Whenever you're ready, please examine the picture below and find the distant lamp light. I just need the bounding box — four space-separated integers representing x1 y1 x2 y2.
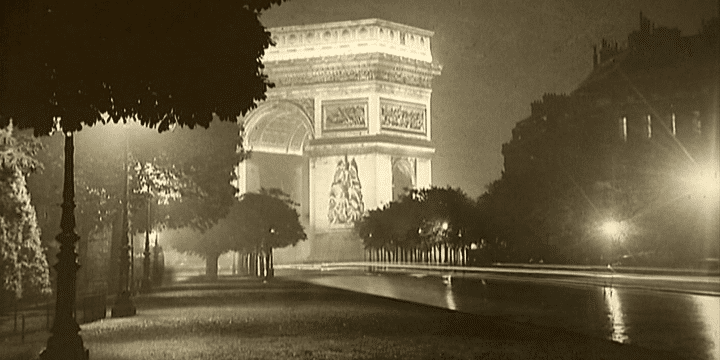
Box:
441 221 449 231
690 170 720 197
601 220 625 240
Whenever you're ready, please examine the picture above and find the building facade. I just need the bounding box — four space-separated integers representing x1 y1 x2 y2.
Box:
500 14 719 264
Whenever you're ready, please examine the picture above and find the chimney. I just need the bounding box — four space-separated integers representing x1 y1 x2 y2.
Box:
593 45 598 69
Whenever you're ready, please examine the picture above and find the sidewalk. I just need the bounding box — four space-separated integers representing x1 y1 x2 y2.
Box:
2 276 681 360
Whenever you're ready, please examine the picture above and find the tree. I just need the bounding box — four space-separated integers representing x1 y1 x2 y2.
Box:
233 188 307 278
0 1 284 358
166 188 307 279
356 186 478 264
129 159 188 292
0 123 51 312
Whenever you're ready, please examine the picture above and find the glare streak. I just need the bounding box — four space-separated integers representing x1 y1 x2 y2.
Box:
445 287 457 311
604 286 628 343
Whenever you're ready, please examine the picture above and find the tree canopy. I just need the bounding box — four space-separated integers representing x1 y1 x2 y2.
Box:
166 188 306 256
1 0 284 134
233 188 307 252
163 188 306 278
356 186 477 252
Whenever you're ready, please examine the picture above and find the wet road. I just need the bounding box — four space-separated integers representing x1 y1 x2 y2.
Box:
278 268 720 360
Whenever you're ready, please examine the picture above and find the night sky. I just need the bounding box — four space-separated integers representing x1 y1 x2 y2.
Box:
260 0 718 198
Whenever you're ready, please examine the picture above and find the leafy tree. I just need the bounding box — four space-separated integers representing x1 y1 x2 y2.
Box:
166 188 307 279
356 186 478 264
233 188 307 278
128 121 242 233
356 198 423 262
234 188 307 250
0 1 284 357
0 123 51 311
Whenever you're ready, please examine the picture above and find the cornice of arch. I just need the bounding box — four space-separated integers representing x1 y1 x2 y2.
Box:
264 53 442 89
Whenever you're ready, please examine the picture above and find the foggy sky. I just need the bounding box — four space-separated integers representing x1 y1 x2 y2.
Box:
260 0 718 197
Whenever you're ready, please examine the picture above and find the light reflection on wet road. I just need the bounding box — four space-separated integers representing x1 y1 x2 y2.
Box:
280 270 720 360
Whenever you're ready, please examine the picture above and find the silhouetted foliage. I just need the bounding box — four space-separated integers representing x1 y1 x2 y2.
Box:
1 0 284 134
356 186 477 253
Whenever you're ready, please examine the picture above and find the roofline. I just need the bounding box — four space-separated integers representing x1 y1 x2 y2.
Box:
267 18 435 37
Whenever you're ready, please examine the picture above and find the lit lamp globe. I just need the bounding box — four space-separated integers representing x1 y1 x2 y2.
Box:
601 220 624 240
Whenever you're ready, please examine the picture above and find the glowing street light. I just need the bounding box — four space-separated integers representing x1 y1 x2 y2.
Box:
601 220 625 241
602 219 627 266
682 166 720 200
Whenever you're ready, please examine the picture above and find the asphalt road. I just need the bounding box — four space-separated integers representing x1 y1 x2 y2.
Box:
278 267 720 360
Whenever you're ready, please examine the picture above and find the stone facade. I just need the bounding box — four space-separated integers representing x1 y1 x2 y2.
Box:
235 19 442 263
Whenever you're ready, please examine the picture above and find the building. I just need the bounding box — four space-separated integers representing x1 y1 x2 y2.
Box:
500 13 719 264
233 19 442 263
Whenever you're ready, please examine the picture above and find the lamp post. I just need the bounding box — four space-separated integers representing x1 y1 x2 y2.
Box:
601 219 626 289
266 227 276 279
39 132 89 360
153 233 162 286
601 220 625 266
141 195 152 293
112 127 136 317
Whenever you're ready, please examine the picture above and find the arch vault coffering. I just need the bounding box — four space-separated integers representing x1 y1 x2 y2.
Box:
243 100 314 156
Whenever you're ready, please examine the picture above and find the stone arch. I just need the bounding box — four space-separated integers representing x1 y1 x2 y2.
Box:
242 100 314 155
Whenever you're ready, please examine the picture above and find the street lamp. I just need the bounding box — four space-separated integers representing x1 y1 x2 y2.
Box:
601 220 624 240
39 131 89 360
602 220 626 265
683 167 720 201
266 227 276 279
112 126 136 317
141 194 152 293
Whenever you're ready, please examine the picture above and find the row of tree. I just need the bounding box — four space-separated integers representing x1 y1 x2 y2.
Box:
0 1 288 356
355 187 480 265
3 116 307 305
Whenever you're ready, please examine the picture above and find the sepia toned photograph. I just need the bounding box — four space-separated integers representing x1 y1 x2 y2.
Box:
1 1 718 359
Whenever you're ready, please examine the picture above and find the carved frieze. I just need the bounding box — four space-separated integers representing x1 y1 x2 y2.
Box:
266 54 440 88
380 99 426 133
272 68 433 88
322 99 368 131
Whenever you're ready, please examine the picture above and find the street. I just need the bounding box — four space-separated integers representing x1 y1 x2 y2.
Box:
278 267 720 360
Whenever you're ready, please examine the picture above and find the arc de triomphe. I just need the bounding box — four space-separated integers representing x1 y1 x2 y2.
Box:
233 19 442 263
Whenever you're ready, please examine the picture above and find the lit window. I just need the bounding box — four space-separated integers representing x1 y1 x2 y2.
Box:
693 111 702 135
619 117 627 142
646 115 652 138
671 113 676 136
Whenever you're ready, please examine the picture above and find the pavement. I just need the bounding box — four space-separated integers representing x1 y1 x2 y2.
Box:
1 275 685 360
